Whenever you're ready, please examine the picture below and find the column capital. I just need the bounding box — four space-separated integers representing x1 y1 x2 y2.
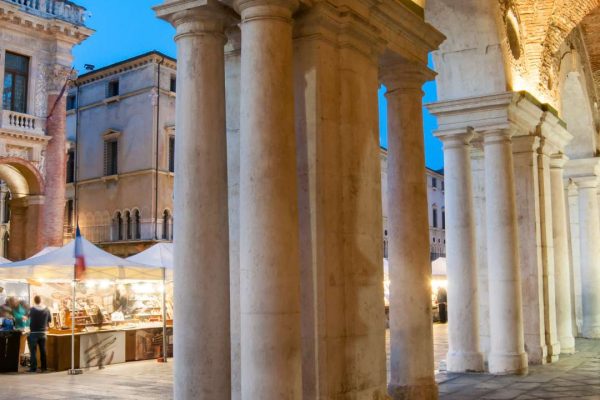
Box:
481 129 513 145
571 176 599 189
511 135 540 154
234 0 299 20
550 153 569 169
436 129 474 150
225 26 241 53
380 61 435 93
155 0 237 38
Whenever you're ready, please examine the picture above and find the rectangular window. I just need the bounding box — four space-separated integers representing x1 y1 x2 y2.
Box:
431 177 437 188
441 180 445 191
2 52 29 113
170 76 176 93
66 94 77 111
432 208 438 228
168 136 175 173
66 150 75 183
107 80 119 98
66 199 74 227
104 140 118 176
442 211 446 230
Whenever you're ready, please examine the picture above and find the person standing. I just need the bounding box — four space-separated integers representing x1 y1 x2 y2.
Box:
27 296 51 372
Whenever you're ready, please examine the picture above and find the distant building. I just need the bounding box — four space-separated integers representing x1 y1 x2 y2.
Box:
380 148 445 261
66 51 176 256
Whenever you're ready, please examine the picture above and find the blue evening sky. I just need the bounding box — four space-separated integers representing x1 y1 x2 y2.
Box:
72 0 443 169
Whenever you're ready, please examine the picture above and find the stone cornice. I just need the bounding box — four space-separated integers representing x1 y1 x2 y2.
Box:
565 157 600 180
0 129 51 143
0 1 92 45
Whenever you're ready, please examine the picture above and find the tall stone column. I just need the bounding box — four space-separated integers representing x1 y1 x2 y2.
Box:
483 129 528 375
43 65 71 248
382 63 437 400
236 1 303 398
155 3 232 399
438 131 483 372
573 176 600 338
550 154 575 353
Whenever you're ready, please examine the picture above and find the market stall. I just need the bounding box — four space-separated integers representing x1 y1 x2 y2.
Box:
0 238 171 371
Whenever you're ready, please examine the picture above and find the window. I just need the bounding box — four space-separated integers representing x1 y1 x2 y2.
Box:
168 136 175 173
162 210 171 240
125 211 132 240
442 209 446 230
107 79 119 98
66 94 77 111
3 191 10 224
3 52 29 113
432 207 438 228
104 139 118 176
170 76 176 93
133 209 141 240
431 177 437 189
114 212 123 241
441 180 445 191
66 150 75 183
65 200 74 233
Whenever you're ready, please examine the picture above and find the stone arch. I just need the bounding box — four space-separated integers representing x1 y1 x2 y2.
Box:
0 157 45 260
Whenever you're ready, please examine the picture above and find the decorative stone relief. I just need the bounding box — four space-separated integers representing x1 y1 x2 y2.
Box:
47 64 75 94
6 144 32 161
34 63 49 117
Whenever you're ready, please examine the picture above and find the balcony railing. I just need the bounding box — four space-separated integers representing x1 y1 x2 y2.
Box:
0 110 45 136
80 222 174 244
3 0 86 25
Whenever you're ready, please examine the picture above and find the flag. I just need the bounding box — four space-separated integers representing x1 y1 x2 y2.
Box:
74 226 86 280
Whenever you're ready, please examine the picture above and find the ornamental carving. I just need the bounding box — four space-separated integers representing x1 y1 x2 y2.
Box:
5 145 32 161
34 63 48 117
47 64 76 94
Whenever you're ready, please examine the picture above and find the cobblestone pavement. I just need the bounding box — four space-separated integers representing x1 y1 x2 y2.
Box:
3 324 599 399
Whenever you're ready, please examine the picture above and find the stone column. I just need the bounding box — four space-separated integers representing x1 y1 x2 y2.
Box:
573 176 600 338
439 131 484 372
43 65 71 248
567 182 583 335
25 195 44 258
7 198 27 261
236 1 303 398
383 63 437 399
155 3 232 399
550 154 575 353
483 129 528 375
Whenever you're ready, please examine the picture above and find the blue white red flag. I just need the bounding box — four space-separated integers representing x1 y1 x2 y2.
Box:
74 226 86 280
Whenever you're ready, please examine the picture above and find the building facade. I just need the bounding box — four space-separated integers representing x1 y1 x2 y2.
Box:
381 148 445 260
66 52 176 257
0 0 90 260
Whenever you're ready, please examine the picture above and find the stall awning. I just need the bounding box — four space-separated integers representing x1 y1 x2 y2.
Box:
126 243 173 269
0 237 163 281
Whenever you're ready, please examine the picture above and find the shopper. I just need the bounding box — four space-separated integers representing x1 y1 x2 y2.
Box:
8 297 28 330
27 296 51 373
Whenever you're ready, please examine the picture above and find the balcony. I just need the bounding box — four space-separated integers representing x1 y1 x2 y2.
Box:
0 110 45 136
3 0 86 26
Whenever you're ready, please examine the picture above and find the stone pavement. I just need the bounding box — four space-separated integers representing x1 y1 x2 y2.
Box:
2 323 599 399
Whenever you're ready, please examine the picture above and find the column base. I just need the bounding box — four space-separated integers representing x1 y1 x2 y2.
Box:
446 351 484 373
547 341 561 363
559 336 576 354
582 324 600 339
488 352 528 375
388 382 438 400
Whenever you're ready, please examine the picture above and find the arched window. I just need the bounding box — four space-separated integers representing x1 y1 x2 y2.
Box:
114 212 123 241
442 207 446 230
3 191 11 224
432 205 438 228
133 209 141 240
162 210 171 240
125 211 132 240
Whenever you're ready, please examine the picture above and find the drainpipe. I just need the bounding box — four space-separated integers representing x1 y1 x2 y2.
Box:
74 81 80 230
154 56 165 241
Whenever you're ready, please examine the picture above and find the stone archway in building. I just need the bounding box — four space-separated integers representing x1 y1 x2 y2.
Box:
0 157 45 260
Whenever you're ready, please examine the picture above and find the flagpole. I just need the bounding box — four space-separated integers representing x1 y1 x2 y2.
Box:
69 228 83 375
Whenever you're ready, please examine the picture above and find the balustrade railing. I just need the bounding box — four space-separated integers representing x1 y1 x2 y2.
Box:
0 110 45 136
80 222 174 244
3 0 86 25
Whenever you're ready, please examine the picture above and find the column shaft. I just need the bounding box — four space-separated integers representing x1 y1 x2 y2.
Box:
384 65 437 400
441 132 483 372
574 178 600 338
170 8 231 399
550 156 575 353
484 130 528 374
237 1 303 398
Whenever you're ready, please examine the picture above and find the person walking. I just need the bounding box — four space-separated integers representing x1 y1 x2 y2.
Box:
27 296 51 373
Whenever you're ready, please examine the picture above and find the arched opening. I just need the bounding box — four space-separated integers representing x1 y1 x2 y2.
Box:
0 158 44 260
125 210 132 240
133 209 141 240
561 72 597 158
113 211 123 241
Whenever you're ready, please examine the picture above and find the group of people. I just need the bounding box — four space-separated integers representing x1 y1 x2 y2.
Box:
0 288 52 373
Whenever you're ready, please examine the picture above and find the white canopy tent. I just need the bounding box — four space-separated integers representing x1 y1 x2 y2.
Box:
431 257 447 277
127 243 173 271
0 237 162 281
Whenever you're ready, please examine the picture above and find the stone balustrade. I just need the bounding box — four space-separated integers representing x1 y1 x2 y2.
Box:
3 0 86 25
0 110 45 136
